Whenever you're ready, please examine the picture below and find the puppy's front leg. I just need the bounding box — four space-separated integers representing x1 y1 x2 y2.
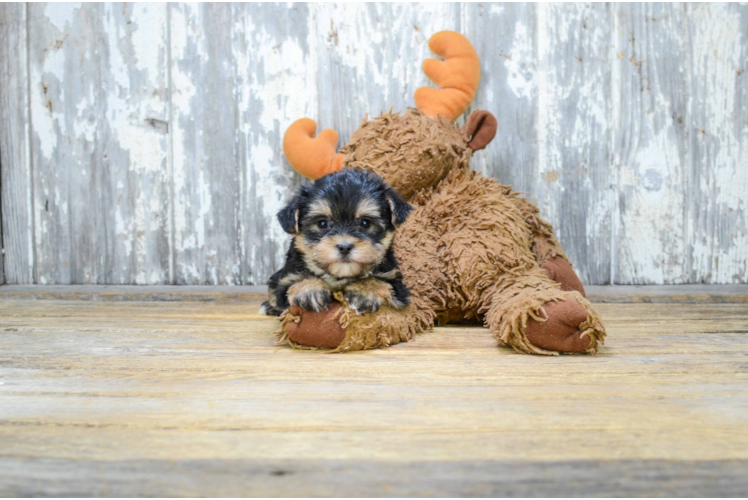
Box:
287 277 333 312
344 277 407 315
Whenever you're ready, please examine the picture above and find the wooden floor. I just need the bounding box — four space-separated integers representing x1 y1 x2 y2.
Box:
1 286 747 497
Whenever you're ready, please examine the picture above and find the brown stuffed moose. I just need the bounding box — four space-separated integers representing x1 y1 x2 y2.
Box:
273 31 606 356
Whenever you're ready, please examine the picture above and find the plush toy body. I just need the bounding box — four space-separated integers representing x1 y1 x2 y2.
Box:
275 32 606 355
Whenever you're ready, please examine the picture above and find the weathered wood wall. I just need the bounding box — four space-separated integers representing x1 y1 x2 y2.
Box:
1 3 746 285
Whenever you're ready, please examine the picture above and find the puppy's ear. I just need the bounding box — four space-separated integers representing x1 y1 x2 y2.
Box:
277 200 300 234
278 184 314 234
385 188 412 226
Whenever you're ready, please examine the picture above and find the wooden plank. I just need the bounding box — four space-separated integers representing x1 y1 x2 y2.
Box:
0 284 267 302
169 3 312 286
463 4 537 191
612 4 691 284
2 284 748 304
311 3 461 141
688 3 748 283
587 284 748 303
1 457 747 497
534 3 614 285
169 3 239 285
0 3 33 284
0 199 2 285
27 3 171 284
0 298 747 495
233 3 315 285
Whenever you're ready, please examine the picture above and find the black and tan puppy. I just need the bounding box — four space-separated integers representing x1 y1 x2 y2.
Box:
261 169 412 316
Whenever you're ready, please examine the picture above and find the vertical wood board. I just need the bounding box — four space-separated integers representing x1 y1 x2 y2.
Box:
27 3 170 284
0 3 33 284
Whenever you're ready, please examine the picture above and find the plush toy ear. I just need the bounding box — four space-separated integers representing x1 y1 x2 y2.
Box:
462 110 497 151
277 200 300 234
385 188 413 226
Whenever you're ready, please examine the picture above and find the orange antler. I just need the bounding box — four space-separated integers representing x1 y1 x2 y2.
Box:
414 31 481 121
283 118 345 180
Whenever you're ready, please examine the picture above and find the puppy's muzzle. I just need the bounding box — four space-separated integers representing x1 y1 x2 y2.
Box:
336 242 354 258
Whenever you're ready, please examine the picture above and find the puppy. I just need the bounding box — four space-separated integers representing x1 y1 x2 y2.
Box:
261 169 412 316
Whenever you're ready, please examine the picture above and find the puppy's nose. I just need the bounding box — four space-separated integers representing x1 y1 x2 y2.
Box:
336 242 354 256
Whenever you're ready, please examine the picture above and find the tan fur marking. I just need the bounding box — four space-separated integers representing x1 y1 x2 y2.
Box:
373 267 401 280
351 239 387 268
321 274 354 290
294 235 310 254
288 277 329 297
279 273 303 287
354 197 381 219
310 235 383 278
307 199 333 218
287 277 332 312
387 198 398 225
345 278 393 300
380 231 394 249
302 253 328 277
344 277 403 311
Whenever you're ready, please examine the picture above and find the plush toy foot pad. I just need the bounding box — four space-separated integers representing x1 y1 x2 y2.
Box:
525 298 592 353
285 303 346 349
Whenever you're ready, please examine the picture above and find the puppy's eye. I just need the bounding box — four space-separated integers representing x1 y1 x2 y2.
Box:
317 220 329 229
360 218 371 229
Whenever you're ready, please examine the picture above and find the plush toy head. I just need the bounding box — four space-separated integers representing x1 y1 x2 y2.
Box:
282 31 498 199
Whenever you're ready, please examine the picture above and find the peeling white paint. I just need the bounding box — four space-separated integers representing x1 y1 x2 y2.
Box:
689 3 748 283
44 2 79 33
504 22 535 100
6 3 748 285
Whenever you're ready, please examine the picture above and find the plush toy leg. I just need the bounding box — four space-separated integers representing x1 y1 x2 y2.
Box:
541 256 586 297
276 293 434 352
483 268 605 355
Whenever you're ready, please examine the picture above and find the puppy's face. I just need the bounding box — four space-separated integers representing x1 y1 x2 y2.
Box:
278 170 412 279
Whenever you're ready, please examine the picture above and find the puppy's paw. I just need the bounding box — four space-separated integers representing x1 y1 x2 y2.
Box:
345 291 383 315
343 278 394 316
292 289 332 312
288 278 332 312
260 301 283 316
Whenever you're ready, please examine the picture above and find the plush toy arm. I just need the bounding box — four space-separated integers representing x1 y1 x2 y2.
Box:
283 118 345 180
277 292 434 352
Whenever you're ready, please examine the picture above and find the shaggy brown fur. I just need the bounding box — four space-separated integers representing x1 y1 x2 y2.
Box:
342 109 472 199
277 108 606 355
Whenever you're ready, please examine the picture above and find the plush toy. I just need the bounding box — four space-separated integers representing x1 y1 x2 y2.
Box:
275 31 606 355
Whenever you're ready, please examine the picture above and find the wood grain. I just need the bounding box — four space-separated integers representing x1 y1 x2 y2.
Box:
0 3 33 284
463 3 536 190
612 4 691 284
169 3 314 285
3 3 748 285
687 3 748 284
27 3 171 284
1 458 747 497
536 3 614 285
0 296 747 495
312 3 461 135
